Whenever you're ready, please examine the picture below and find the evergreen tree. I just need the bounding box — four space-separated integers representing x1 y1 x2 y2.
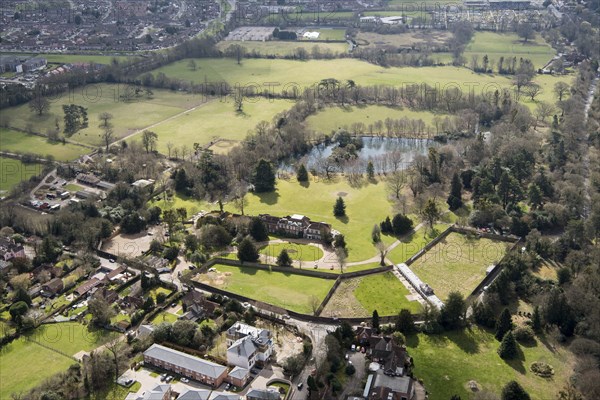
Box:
528 183 543 210
297 164 309 182
447 172 463 211
253 159 276 192
395 309 415 334
237 237 259 262
248 217 269 242
307 375 318 392
497 331 519 359
422 199 441 230
438 292 466 330
367 161 375 179
495 308 513 341
372 310 380 332
334 196 346 217
392 213 413 235
501 381 531 400
380 216 393 233
372 224 381 243
277 249 293 267
531 306 542 333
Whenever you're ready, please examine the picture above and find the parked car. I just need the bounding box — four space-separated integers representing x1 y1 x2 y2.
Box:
345 354 349 360
297 382 304 390
225 383 231 391
351 344 356 351
181 378 189 383
160 373 167 382
165 375 174 383
189 265 196 270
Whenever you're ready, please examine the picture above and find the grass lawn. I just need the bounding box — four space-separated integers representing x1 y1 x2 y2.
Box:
1 323 118 399
306 105 444 136
138 98 291 154
0 127 88 161
217 40 348 57
260 242 324 262
357 31 451 48
408 232 509 300
407 326 575 400
146 58 563 106
196 263 334 314
151 311 179 324
165 176 396 262
2 84 207 147
9 53 137 65
464 32 555 70
532 259 560 282
354 272 422 315
65 183 84 192
387 223 449 265
149 287 174 301
0 156 44 193
322 271 421 317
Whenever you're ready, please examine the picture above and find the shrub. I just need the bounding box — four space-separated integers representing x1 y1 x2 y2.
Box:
345 364 356 375
530 362 554 378
513 325 535 343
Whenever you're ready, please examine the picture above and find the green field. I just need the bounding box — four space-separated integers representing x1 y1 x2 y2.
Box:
306 105 444 136
464 32 555 70
0 156 44 193
163 176 397 262
0 323 117 399
408 232 509 300
387 223 449 265
196 263 334 313
217 40 348 57
2 84 207 147
260 242 324 262
259 11 355 24
8 53 137 65
408 326 575 400
138 98 291 154
323 271 421 317
146 58 563 106
0 127 88 161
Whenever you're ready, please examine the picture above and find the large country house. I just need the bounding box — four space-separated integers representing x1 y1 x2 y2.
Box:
258 214 332 241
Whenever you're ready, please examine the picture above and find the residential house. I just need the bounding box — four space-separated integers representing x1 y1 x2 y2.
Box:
76 173 101 186
41 277 64 297
356 326 373 346
0 237 26 261
137 324 155 339
74 278 103 297
22 57 47 72
368 336 411 378
128 384 171 400
104 266 127 283
208 392 241 400
92 287 119 303
258 214 331 241
246 388 281 400
176 389 211 400
364 370 415 400
182 291 219 317
226 322 273 368
226 366 250 388
180 303 205 323
143 344 228 388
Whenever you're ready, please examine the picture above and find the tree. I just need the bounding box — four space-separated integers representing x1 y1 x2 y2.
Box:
62 104 88 135
447 172 463 211
372 224 381 243
297 164 309 182
495 308 513 341
392 213 413 235
29 91 50 116
88 297 116 326
9 301 28 325
501 381 530 400
395 309 415 333
387 171 406 199
528 184 543 210
142 130 158 153
253 159 276 192
101 124 113 152
238 236 259 262
187 59 197 71
367 161 375 179
336 247 347 273
307 375 318 393
531 306 542 333
233 87 244 112
523 83 542 101
516 23 535 42
497 331 519 360
422 199 441 231
98 112 113 128
438 291 466 330
249 217 269 242
553 82 570 102
372 310 380 332
334 196 346 217
277 249 293 267
232 184 248 216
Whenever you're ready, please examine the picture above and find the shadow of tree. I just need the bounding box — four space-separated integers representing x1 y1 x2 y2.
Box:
447 328 480 354
256 191 280 205
405 333 420 349
504 344 527 374
335 215 349 224
299 180 310 188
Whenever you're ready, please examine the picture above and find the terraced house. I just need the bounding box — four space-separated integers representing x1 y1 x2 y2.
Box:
258 214 332 240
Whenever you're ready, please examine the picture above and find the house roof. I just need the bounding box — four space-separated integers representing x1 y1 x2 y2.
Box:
228 336 256 359
144 344 227 379
75 278 102 296
226 322 270 340
43 277 64 292
177 389 211 400
228 366 249 380
371 371 413 396
141 384 171 400
208 392 240 400
246 389 280 400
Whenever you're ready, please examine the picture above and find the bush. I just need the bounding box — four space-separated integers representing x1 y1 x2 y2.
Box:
530 362 554 378
345 364 356 376
156 292 167 304
513 325 535 343
392 213 413 235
